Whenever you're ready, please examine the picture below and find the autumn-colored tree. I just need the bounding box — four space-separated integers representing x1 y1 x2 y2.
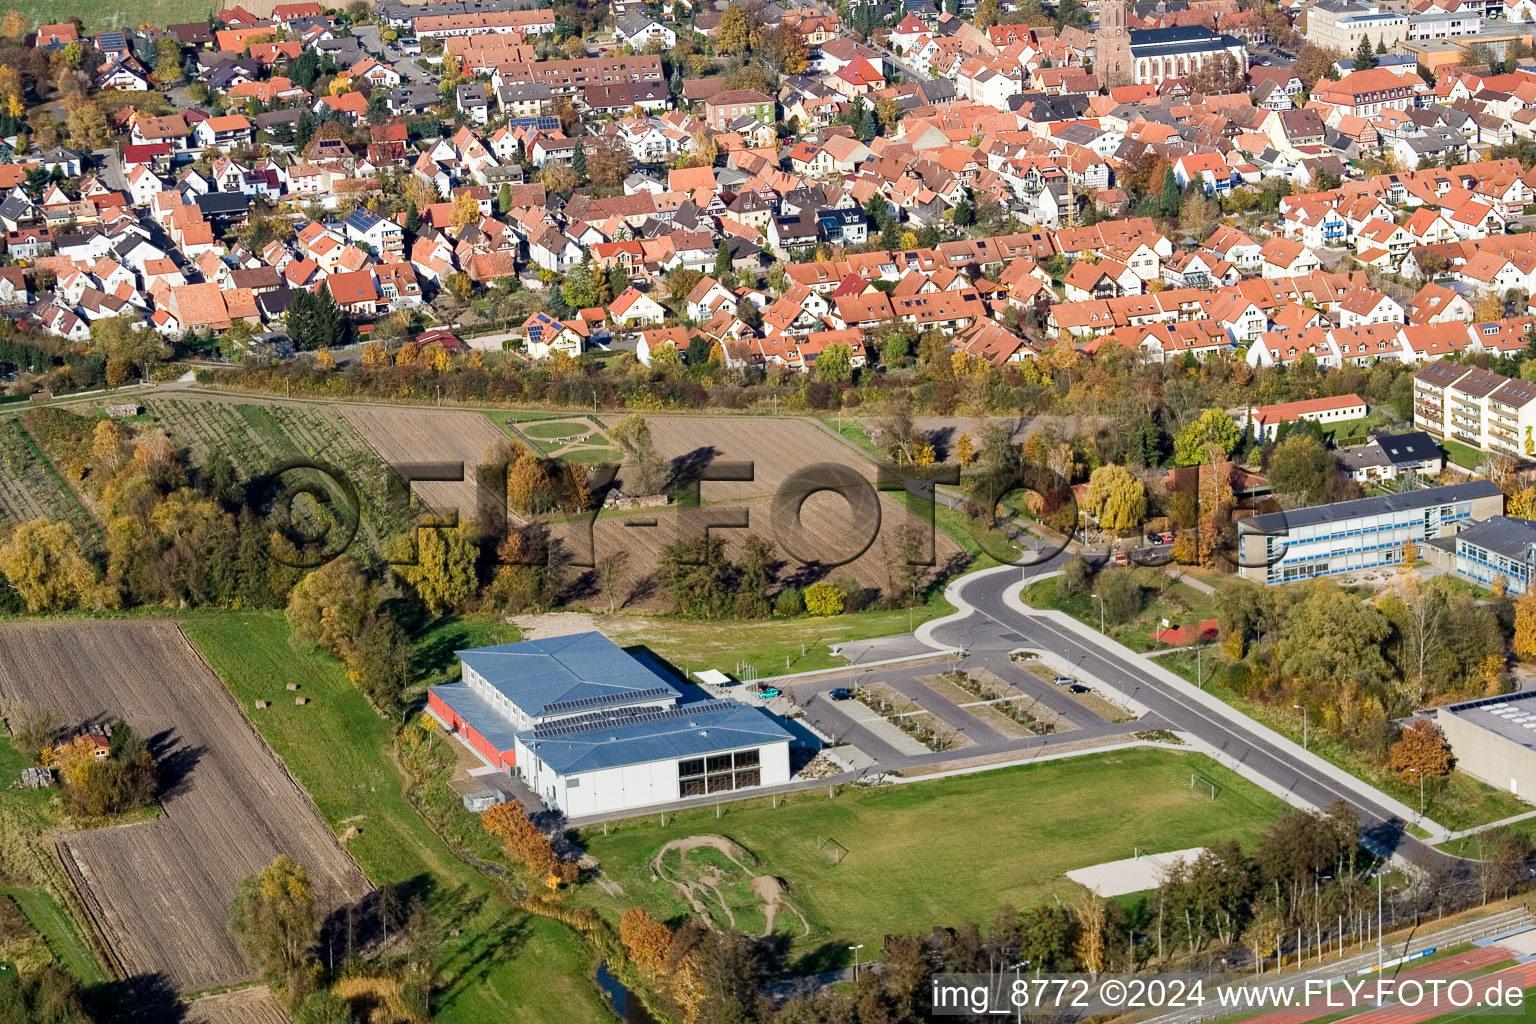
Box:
586 137 636 189
227 855 320 994
313 347 336 371
1386 719 1455 779
285 555 376 660
717 4 750 52
620 907 672 972
0 11 27 39
448 188 480 230
1073 889 1107 973
63 95 109 147
1086 463 1147 534
360 341 389 366
955 432 975 466
1400 538 1418 566
387 526 478 616
804 580 845 616
395 340 421 365
1473 291 1505 323
0 518 98 612
1508 486 1536 519
1515 590 1536 660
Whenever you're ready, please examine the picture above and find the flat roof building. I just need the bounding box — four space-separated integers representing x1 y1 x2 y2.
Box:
1236 479 1504 584
427 632 795 817
1453 515 1536 595
1437 690 1536 803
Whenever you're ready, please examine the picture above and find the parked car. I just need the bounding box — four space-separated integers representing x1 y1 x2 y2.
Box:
827 687 852 701
1068 683 1090 694
758 686 781 699
1052 675 1074 686
1113 551 1129 566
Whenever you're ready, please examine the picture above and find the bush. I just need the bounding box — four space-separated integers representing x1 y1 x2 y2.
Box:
773 586 804 617
833 576 866 613
1059 555 1093 596
804 580 845 617
1095 571 1142 624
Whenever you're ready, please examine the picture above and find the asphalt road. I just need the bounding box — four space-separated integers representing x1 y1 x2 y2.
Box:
928 562 1464 875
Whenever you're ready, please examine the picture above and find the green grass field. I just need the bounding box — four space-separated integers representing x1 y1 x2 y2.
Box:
1023 568 1220 653
19 0 213 30
1153 649 1529 833
575 748 1286 971
0 886 107 985
181 611 613 1024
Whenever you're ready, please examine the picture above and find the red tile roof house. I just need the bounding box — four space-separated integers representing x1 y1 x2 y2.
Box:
325 270 383 315
1242 393 1368 442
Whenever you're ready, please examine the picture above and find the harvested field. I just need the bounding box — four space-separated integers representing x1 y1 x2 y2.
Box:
0 621 370 992
173 987 290 1024
571 415 967 608
340 406 506 523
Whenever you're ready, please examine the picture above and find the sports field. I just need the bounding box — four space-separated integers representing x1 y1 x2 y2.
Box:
577 747 1286 967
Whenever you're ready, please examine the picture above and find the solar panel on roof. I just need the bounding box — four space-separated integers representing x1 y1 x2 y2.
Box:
530 700 735 740
544 686 674 715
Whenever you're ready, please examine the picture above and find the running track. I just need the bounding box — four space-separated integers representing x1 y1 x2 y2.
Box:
1232 946 1517 1024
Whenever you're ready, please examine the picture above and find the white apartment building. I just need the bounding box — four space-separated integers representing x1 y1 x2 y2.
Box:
1414 358 1536 458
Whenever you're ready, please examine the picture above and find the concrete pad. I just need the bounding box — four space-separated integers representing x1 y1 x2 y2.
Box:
835 695 932 756
1066 846 1207 897
1498 929 1536 956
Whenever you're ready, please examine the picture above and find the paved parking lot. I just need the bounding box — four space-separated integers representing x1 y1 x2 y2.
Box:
774 654 1157 777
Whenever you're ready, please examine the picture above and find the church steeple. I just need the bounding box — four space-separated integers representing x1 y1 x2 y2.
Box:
1095 0 1132 88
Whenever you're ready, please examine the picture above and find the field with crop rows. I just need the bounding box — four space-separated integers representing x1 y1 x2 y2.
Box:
340 406 508 525
149 398 414 556
0 620 371 992
0 418 98 546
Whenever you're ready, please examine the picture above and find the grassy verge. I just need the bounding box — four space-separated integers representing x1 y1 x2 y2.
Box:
594 601 954 679
573 748 1286 970
1022 569 1219 653
0 885 108 985
181 611 613 1024
1152 649 1529 832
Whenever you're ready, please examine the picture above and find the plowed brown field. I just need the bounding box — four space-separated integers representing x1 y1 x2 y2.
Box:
0 621 370 992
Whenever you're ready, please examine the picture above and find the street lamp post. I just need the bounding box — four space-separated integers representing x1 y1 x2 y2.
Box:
1293 704 1308 750
1090 592 1104 634
1408 766 1424 816
849 944 865 982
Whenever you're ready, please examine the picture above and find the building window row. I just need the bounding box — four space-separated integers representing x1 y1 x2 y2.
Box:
678 749 762 798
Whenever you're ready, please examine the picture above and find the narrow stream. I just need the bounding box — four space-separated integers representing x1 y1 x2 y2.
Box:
596 962 660 1024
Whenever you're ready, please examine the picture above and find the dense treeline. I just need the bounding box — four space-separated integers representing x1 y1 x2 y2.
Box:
1216 576 1507 760
203 334 1414 464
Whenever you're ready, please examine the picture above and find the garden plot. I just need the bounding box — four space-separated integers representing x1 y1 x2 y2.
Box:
0 621 370 992
0 419 97 544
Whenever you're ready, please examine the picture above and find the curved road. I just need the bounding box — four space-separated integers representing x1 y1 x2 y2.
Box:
927 559 1466 876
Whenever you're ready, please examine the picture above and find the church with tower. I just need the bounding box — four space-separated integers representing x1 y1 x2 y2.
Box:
1094 1 1248 87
